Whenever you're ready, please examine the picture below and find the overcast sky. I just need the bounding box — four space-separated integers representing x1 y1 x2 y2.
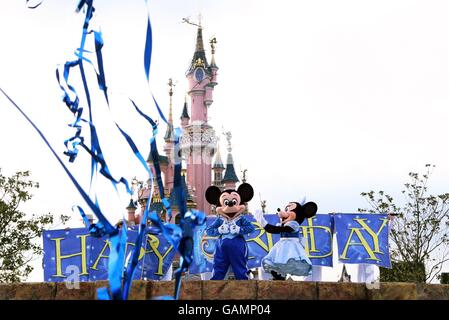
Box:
1 0 449 281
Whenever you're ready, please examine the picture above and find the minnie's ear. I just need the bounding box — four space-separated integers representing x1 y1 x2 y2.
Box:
205 186 222 206
237 183 254 203
302 202 318 218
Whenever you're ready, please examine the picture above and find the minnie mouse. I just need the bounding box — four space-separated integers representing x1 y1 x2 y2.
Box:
254 201 318 280
205 183 256 280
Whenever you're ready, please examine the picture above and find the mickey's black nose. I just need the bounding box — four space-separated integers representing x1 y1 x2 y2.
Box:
277 208 281 212
228 202 234 207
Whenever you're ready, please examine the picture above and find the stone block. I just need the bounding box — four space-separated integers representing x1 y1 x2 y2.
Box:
55 281 95 300
417 283 449 300
202 280 257 300
13 282 56 300
0 283 16 300
318 282 367 300
367 282 417 300
257 280 317 300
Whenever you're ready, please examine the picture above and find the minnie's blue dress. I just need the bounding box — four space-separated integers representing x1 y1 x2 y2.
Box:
262 220 312 277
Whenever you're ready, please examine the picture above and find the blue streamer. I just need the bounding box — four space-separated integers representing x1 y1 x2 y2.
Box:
143 5 152 84
141 0 168 125
19 0 192 300
149 212 182 249
129 99 172 219
0 87 117 238
149 127 206 300
122 202 150 300
107 222 127 300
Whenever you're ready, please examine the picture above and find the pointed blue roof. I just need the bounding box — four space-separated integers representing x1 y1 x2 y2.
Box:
187 27 209 73
147 152 169 164
181 101 190 119
222 153 239 183
126 198 137 210
213 148 225 169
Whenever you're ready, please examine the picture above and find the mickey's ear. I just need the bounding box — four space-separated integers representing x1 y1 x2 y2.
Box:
205 186 222 205
303 202 318 218
237 183 254 203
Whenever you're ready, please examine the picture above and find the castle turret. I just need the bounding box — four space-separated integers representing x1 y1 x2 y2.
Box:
222 131 239 190
222 152 239 190
180 96 190 129
180 24 218 214
126 198 137 226
212 144 225 189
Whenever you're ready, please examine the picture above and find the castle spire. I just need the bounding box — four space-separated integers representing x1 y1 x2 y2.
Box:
222 132 239 188
180 94 190 120
164 78 175 142
188 26 209 73
222 152 239 186
213 145 224 169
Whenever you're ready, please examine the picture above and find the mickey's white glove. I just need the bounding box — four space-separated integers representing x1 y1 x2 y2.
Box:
218 222 230 234
229 223 240 234
253 210 268 227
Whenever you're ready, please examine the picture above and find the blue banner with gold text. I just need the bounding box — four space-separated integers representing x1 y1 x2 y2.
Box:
334 213 391 267
43 227 175 282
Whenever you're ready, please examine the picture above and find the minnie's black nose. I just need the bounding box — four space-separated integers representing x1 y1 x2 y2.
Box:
277 208 281 212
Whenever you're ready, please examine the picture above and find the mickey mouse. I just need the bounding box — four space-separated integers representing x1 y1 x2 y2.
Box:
254 201 318 280
205 183 256 280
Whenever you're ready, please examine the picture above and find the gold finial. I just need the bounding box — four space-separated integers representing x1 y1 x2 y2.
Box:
210 37 217 54
259 193 267 214
222 129 232 152
241 169 248 183
167 78 176 124
168 78 175 97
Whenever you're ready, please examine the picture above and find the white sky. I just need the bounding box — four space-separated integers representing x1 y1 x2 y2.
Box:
1 0 449 282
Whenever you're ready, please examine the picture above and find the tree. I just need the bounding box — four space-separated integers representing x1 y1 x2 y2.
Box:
0 169 69 282
359 164 449 283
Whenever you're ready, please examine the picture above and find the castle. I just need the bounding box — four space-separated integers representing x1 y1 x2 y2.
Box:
126 23 242 225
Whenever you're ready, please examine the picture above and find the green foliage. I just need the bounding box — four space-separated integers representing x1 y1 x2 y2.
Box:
380 261 426 283
439 272 449 284
360 164 449 283
0 169 69 283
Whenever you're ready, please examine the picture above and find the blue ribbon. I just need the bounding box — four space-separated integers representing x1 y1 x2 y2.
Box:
172 129 206 299
0 88 118 237
129 99 172 219
122 203 150 300
18 0 196 300
149 128 206 300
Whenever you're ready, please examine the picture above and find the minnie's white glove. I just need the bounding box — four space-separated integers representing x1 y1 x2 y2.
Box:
218 222 230 234
229 223 240 234
253 210 268 227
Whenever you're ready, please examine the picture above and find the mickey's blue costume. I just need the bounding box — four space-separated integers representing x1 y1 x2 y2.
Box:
206 215 255 280
205 183 255 280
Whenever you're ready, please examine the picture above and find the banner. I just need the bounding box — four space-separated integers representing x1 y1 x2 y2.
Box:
43 227 176 282
299 214 334 267
42 213 391 281
189 214 280 274
189 214 335 273
334 213 391 268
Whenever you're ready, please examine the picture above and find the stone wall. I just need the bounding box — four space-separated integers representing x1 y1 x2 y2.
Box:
0 281 448 300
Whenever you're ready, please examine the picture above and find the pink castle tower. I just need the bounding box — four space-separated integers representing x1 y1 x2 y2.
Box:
180 24 219 215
